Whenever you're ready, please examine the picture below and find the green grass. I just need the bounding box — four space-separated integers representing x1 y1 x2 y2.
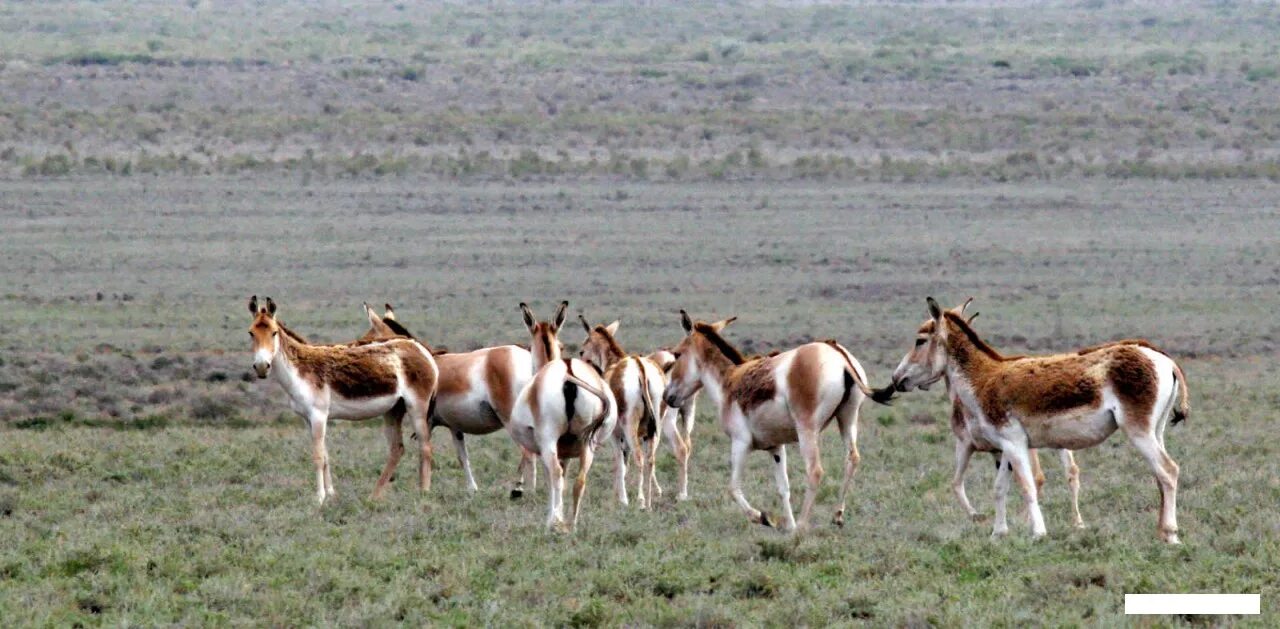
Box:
0 359 1275 625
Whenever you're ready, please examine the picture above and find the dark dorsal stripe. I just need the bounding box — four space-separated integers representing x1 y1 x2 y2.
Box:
943 312 1003 361
694 322 745 365
275 321 309 344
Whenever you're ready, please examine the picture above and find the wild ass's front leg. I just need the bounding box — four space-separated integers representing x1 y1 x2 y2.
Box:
1060 449 1085 528
512 446 537 499
1001 438 1046 538
728 436 773 527
951 439 979 521
661 406 690 500
307 412 330 505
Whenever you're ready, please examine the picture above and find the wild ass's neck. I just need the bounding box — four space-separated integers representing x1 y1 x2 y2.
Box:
942 315 1001 389
532 334 560 371
270 331 315 402
696 343 737 410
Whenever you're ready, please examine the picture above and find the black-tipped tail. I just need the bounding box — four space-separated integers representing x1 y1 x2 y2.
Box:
869 385 896 405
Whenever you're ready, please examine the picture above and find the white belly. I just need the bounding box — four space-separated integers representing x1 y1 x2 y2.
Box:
327 393 401 420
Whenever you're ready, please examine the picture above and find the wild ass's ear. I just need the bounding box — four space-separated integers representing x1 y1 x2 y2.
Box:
680 309 693 333
265 297 277 317
579 314 592 334
520 302 536 333
383 303 397 321
248 295 259 315
926 296 942 321
605 320 620 336
710 315 738 332
958 297 974 315
363 302 382 326
552 301 568 332
967 312 980 325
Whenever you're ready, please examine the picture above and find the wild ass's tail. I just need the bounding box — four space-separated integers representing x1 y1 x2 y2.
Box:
1171 359 1190 425
562 363 614 447
633 358 660 442
823 340 895 405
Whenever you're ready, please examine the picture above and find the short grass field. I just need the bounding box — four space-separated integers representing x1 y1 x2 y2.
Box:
2 0 1280 626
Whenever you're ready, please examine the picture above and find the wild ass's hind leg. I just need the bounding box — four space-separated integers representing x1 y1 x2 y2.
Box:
794 427 824 532
408 402 433 494
728 435 771 527
512 446 536 499
832 401 861 528
372 411 406 499
1061 450 1085 528
613 434 631 506
951 439 980 521
451 429 479 495
569 446 596 532
1124 425 1180 544
542 450 567 532
769 445 798 532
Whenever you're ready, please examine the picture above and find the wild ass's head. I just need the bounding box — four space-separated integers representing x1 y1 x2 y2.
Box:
247 295 281 379
663 309 738 407
577 315 623 373
890 297 978 392
521 300 568 369
356 302 416 344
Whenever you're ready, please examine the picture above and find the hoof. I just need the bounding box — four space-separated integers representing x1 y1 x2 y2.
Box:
510 488 523 500
833 509 845 528
990 529 1009 540
676 492 690 502
1073 521 1087 530
969 512 986 523
759 512 775 528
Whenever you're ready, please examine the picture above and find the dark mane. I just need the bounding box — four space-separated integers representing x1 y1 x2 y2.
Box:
594 325 627 359
694 322 745 365
943 312 1003 361
275 321 309 344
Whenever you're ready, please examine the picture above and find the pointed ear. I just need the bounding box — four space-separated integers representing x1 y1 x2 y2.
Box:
364 302 381 326
967 312 980 325
926 296 942 321
579 314 592 334
680 309 693 333
265 297 277 317
248 295 259 315
383 303 397 321
605 320 620 336
958 297 974 315
552 301 568 331
520 302 536 332
710 315 738 332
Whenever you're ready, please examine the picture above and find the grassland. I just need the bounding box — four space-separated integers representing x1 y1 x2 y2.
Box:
2 1 1280 626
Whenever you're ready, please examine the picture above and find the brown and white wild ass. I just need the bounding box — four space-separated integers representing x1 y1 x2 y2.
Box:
508 302 618 532
664 311 894 532
247 296 439 504
890 297 1190 542
356 303 539 497
578 316 674 507
937 302 1085 529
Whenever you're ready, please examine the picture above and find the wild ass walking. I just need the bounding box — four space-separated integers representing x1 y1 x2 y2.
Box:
578 316 675 507
509 302 618 532
247 296 439 504
356 303 539 497
889 297 1189 543
663 311 894 532
938 302 1085 529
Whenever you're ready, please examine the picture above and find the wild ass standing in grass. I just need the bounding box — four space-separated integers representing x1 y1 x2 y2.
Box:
509 302 617 532
247 296 439 504
938 303 1085 529
578 315 674 507
890 297 1190 543
663 311 894 532
356 303 539 497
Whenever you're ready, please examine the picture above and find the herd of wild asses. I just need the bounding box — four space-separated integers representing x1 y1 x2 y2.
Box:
247 296 1189 543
